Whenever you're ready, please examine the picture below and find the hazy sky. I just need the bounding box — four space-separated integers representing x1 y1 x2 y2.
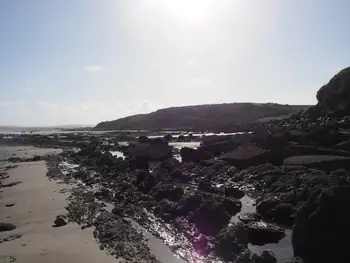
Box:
1 0 350 126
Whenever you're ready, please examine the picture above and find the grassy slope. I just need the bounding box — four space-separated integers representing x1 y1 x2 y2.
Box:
95 103 309 131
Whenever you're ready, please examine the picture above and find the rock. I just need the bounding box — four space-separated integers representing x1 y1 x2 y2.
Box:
122 217 132 223
220 144 272 169
126 143 172 161
285 257 304 263
284 144 350 158
315 67 350 117
138 136 151 143
154 199 180 221
238 213 262 224
180 147 212 162
252 250 277 263
97 152 116 166
332 140 350 151
177 191 203 216
245 222 285 245
305 128 345 147
31 155 42 161
151 184 184 202
215 223 249 261
129 156 149 170
54 215 67 227
199 140 240 156
190 198 231 236
256 199 296 226
224 186 245 199
112 205 124 215
283 155 350 173
292 186 350 263
149 137 168 145
0 223 16 232
223 197 242 215
234 249 253 263
163 134 173 142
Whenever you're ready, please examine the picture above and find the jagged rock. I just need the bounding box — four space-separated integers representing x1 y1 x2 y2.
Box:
245 222 285 245
215 223 249 261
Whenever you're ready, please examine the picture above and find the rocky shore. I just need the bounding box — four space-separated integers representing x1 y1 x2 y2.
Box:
2 67 350 263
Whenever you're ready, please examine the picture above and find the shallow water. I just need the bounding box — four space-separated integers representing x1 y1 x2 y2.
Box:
133 222 187 263
169 142 201 149
231 195 293 263
110 150 125 158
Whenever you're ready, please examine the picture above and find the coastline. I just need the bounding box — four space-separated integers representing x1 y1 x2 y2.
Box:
0 146 118 263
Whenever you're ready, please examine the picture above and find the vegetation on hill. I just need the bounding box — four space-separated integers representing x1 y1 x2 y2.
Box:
95 103 308 131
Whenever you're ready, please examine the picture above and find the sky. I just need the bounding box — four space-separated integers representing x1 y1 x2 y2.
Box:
1 0 350 126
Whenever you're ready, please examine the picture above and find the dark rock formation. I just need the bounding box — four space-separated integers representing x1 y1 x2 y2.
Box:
292 186 350 263
126 143 172 161
54 215 68 227
180 147 212 162
0 223 16 232
245 222 286 245
215 223 249 261
220 144 272 169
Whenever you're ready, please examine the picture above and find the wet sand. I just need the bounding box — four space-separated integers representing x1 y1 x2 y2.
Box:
0 146 118 263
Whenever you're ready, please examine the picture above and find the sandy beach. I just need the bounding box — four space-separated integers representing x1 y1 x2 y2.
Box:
0 146 118 263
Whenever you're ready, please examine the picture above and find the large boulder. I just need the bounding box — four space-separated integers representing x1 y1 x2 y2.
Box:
283 155 350 173
215 223 249 261
190 197 232 236
292 186 350 263
126 143 172 161
180 147 212 162
220 144 273 169
245 222 286 245
0 222 16 232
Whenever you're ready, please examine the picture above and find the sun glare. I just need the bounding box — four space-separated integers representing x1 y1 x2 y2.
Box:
162 0 212 21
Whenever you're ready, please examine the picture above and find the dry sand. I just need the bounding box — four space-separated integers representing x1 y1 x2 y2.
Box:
0 146 119 263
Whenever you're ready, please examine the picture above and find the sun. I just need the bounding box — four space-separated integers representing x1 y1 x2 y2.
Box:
162 0 212 21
